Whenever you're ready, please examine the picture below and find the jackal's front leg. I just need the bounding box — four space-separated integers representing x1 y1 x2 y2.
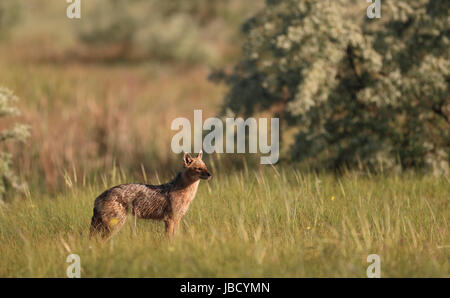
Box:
165 219 175 237
172 216 182 236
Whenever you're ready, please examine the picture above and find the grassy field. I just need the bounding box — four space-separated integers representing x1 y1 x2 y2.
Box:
0 166 448 277
0 1 448 278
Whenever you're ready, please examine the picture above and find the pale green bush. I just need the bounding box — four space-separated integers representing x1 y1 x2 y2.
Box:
216 0 449 173
0 87 29 202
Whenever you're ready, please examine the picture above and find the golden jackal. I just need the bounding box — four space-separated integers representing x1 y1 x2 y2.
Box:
90 152 211 238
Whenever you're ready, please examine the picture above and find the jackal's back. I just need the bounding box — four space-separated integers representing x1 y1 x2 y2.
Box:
93 183 171 221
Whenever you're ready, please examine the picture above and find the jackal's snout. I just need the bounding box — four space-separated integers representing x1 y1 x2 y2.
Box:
200 170 212 180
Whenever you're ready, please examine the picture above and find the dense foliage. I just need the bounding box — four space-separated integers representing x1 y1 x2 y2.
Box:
216 0 449 172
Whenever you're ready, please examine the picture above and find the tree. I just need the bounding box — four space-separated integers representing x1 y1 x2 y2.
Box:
0 87 29 202
215 0 449 173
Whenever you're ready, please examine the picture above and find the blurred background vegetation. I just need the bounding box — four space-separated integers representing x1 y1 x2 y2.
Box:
0 0 264 197
0 0 448 199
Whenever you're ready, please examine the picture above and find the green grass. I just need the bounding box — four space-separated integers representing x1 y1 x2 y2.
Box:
0 167 448 277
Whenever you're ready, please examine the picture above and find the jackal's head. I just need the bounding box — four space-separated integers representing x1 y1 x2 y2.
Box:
182 151 212 181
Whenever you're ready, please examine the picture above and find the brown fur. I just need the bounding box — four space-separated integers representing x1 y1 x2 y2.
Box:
90 152 211 238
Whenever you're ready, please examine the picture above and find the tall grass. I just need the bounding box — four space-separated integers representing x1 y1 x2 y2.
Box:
0 50 227 192
0 166 448 277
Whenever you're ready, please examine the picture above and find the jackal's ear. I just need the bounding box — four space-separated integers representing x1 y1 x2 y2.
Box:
197 150 203 159
183 153 193 166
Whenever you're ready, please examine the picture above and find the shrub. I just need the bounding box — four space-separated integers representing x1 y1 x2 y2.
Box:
215 0 449 173
0 87 29 202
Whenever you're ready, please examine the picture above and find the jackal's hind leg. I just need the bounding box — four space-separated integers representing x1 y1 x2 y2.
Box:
90 213 111 239
90 203 127 239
